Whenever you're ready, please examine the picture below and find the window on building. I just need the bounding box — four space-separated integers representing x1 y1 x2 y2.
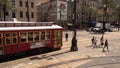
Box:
31 2 34 8
20 11 23 18
19 0 23 7
31 12 34 18
12 0 15 6
26 1 28 7
26 12 28 18
6 11 9 16
12 12 16 18
92 3 95 8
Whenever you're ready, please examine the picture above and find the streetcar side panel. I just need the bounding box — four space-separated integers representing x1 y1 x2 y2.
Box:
0 26 63 55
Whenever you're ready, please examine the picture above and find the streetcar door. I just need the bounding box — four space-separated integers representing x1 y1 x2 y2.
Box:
53 30 62 49
4 33 13 54
11 32 19 53
4 32 18 54
0 33 3 55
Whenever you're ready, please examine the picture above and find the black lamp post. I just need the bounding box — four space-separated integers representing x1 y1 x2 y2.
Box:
81 0 84 29
59 10 62 26
117 5 120 31
102 4 107 34
118 5 120 30
89 11 91 24
67 0 78 51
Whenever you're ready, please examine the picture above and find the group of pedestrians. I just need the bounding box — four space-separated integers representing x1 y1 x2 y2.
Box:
65 32 109 52
91 36 109 52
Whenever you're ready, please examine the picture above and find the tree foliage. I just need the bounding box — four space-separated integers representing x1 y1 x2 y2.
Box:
0 0 11 12
0 0 13 20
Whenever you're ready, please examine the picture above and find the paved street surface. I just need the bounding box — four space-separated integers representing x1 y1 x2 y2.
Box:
0 30 120 68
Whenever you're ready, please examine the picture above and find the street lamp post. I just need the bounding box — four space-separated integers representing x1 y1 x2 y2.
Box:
67 0 78 51
59 10 62 26
118 5 120 30
102 4 107 35
89 11 91 24
117 5 120 31
81 0 84 29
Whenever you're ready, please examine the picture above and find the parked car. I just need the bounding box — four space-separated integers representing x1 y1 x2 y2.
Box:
92 27 103 33
86 27 93 32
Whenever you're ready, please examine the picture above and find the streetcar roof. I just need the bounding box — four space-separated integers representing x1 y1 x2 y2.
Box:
0 21 53 23
0 25 62 31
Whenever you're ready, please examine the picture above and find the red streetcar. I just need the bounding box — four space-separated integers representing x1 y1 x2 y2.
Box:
0 22 63 56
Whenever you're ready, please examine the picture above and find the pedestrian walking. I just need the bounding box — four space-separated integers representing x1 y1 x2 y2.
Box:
99 36 104 47
93 37 98 48
65 32 68 41
91 36 95 47
103 39 109 52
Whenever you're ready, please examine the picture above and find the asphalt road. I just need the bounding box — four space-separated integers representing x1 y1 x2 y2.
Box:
0 30 120 68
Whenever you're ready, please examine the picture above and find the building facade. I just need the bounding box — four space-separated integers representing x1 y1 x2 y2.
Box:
0 0 50 22
37 0 68 25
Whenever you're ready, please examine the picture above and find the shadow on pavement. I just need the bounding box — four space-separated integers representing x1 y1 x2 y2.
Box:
82 62 120 68
39 55 120 68
29 50 70 61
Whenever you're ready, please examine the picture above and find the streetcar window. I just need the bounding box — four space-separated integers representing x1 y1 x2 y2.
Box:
13 38 17 43
54 31 58 38
0 39 2 45
0 34 2 45
28 32 33 42
20 32 27 43
12 33 17 44
34 32 39 41
5 33 10 37
5 33 11 45
46 31 50 40
41 32 45 40
54 31 58 47
0 34 1 37
12 33 17 36
58 31 61 39
6 38 11 44
39 32 41 41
